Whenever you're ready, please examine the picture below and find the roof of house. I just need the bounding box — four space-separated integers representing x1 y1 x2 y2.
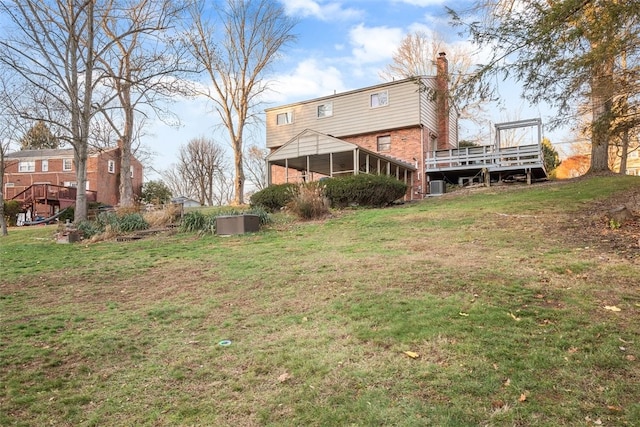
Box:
267 129 417 179
264 75 434 112
6 146 120 159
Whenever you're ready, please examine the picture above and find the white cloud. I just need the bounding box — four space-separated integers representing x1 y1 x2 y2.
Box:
280 0 363 21
266 58 346 104
348 23 404 64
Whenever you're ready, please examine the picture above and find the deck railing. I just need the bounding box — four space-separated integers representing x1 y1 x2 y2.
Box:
7 184 97 204
425 144 544 171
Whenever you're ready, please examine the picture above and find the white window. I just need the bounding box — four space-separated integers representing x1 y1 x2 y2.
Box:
108 160 115 174
130 165 134 178
377 135 391 151
63 158 73 171
41 160 49 172
86 181 90 190
5 182 14 188
370 91 389 108
317 102 333 118
628 150 639 159
276 111 293 125
63 181 77 187
18 161 36 172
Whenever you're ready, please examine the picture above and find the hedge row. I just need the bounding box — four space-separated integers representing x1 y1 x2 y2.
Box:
250 174 407 211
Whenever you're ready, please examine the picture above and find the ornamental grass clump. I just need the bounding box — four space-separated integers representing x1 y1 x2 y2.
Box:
286 182 330 220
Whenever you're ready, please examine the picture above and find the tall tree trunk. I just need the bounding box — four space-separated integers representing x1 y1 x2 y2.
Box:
588 56 614 174
0 151 7 236
233 137 245 205
119 85 134 207
619 129 629 175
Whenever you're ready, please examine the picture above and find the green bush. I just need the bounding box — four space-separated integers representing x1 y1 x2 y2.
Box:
118 213 149 232
76 220 103 238
181 211 207 233
58 206 74 223
250 183 297 211
323 174 407 208
3 200 21 226
287 183 330 220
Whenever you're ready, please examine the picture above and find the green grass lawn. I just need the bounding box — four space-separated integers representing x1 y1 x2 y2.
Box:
1 176 639 426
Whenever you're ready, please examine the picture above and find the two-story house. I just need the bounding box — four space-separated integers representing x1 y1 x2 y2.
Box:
4 146 143 219
265 53 458 200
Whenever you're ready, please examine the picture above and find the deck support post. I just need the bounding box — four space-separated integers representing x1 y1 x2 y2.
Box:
482 168 490 187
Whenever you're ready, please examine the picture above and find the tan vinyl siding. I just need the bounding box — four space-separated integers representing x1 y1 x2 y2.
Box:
266 78 431 149
418 78 438 132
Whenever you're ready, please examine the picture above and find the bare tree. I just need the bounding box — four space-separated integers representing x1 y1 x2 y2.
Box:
161 165 198 201
0 71 23 235
380 30 488 139
185 0 297 205
176 137 226 206
243 144 268 192
97 0 193 207
0 0 104 221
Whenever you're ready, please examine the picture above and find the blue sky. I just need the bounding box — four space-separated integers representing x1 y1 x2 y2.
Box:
146 0 568 176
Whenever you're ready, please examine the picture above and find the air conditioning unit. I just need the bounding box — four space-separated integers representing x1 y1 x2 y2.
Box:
429 180 446 195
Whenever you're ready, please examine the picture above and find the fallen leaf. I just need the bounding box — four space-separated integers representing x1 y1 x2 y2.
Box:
508 312 521 321
403 351 420 359
491 400 505 409
518 393 527 402
278 372 292 383
502 378 511 387
626 355 636 361
604 305 622 312
568 347 579 354
607 405 622 411
458 312 469 317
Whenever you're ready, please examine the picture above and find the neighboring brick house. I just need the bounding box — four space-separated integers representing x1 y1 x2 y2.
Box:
4 147 143 216
265 53 458 199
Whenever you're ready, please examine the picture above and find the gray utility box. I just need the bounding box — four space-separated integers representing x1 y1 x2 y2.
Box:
216 214 260 235
429 180 446 195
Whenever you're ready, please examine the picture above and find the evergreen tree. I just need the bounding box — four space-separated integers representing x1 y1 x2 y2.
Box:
449 0 640 174
19 121 59 150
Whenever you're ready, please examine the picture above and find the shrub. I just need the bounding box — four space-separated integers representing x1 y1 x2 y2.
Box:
323 174 407 208
181 211 207 233
250 183 297 211
118 213 149 232
58 206 74 223
3 200 21 226
287 182 330 220
76 220 103 238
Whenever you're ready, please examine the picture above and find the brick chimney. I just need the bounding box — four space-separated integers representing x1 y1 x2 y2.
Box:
436 52 450 150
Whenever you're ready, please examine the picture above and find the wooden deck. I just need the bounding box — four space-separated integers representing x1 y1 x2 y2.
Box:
7 184 97 213
425 144 548 186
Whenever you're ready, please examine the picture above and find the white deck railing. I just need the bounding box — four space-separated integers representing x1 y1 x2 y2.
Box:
425 144 544 171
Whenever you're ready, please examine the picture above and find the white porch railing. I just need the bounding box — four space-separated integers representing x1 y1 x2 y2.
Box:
425 144 544 171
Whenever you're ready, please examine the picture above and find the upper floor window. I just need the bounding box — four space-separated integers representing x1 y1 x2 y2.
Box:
317 102 333 118
41 160 49 172
629 150 639 159
370 91 389 108
63 158 72 171
276 111 293 125
18 161 35 172
130 165 134 178
377 135 391 151
108 160 115 174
